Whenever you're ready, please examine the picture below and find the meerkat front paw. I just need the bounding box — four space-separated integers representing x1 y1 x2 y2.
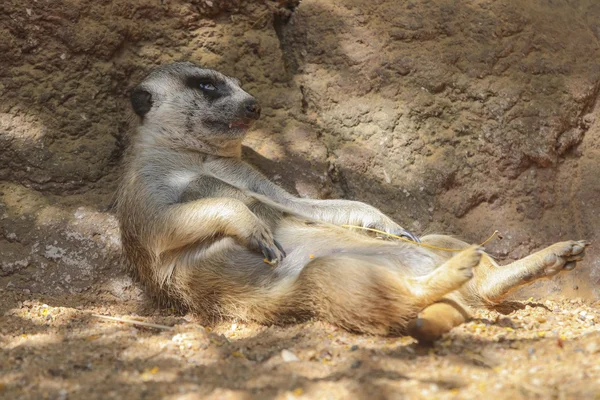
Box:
536 240 590 277
366 216 421 243
245 222 286 266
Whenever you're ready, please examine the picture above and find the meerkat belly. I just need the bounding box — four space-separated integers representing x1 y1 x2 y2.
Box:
270 217 445 278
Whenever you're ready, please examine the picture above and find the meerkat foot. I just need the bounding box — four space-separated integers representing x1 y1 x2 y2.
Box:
533 240 589 277
480 240 590 302
409 245 483 307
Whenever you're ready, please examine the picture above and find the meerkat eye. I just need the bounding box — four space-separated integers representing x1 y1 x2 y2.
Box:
198 82 216 91
185 76 223 99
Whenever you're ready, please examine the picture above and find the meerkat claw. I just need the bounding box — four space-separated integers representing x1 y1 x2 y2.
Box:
274 240 287 257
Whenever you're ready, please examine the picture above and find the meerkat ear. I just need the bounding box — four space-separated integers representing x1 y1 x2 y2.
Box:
130 87 153 117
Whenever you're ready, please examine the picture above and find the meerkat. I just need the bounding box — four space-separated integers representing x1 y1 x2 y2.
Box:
116 61 588 342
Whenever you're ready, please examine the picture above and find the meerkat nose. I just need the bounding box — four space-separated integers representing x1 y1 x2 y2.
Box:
244 99 261 120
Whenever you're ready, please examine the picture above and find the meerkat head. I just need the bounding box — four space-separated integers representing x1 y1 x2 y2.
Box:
130 62 261 152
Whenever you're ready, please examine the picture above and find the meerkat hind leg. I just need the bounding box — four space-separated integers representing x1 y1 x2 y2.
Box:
291 246 480 335
407 240 589 343
402 246 482 343
479 240 589 302
398 246 483 343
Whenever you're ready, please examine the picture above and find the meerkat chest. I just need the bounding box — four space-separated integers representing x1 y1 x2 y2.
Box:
165 169 200 192
203 159 253 191
158 164 252 204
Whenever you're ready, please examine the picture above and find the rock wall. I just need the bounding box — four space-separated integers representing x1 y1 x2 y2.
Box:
1 0 599 300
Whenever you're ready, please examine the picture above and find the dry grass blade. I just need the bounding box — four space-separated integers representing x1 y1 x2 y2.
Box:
92 314 175 331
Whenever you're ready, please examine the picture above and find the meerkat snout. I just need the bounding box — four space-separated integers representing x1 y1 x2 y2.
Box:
228 98 261 129
244 99 261 120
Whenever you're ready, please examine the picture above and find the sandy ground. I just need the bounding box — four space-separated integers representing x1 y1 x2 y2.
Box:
1 289 599 400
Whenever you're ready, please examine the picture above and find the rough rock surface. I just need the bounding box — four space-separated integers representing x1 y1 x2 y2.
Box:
1 0 600 398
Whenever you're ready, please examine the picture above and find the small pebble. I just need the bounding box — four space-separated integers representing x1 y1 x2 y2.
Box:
281 349 300 362
585 342 599 354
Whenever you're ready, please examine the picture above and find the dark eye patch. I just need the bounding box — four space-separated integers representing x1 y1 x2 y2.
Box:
185 75 226 99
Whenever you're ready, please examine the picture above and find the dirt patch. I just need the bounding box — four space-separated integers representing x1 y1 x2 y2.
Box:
1 0 600 398
1 294 599 399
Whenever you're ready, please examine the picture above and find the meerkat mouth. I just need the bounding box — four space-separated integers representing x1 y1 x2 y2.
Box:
228 120 253 130
204 119 253 132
